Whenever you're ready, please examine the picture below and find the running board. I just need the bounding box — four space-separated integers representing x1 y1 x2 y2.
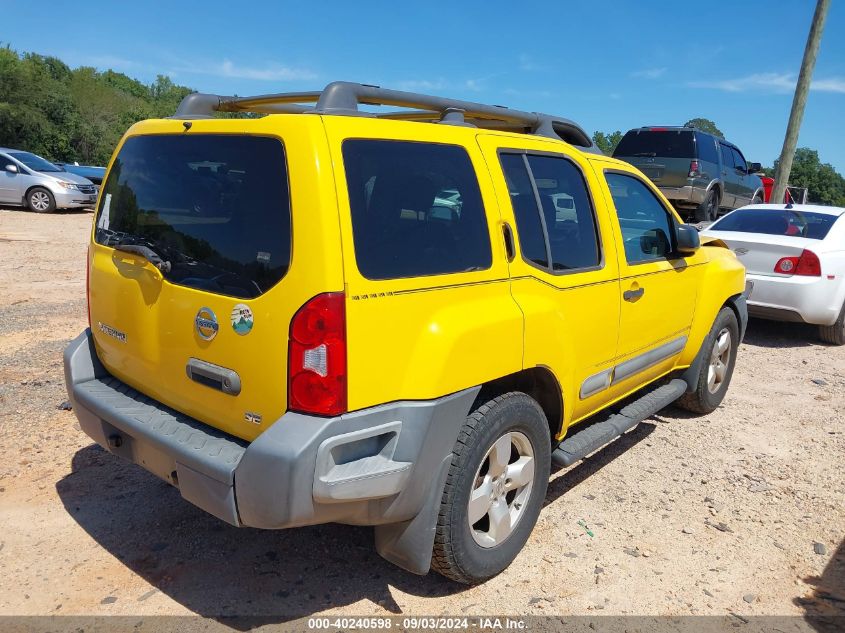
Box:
551 379 687 468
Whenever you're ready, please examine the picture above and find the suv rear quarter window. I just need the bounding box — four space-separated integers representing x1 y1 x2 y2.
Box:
342 140 492 280
695 132 719 164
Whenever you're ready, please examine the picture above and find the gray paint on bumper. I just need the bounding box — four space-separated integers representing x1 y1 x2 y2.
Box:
64 329 479 572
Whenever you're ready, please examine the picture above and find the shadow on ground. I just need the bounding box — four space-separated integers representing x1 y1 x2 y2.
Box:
796 538 845 632
743 317 826 349
57 445 466 626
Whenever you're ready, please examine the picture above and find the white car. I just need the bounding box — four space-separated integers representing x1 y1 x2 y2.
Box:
701 203 845 345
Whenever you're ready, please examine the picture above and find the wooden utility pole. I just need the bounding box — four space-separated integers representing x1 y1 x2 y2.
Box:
771 0 830 205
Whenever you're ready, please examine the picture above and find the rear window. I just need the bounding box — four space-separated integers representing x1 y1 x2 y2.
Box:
711 209 838 240
94 134 291 299
613 130 695 159
342 140 492 280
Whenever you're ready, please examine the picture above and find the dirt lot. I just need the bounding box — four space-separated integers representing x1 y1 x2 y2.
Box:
0 207 843 624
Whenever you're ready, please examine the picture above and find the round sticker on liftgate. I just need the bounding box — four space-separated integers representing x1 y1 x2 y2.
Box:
231 304 254 335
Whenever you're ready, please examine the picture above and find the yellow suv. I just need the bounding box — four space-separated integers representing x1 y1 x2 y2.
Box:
64 82 747 584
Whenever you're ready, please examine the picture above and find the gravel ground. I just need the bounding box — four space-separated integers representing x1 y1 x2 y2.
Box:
0 207 843 624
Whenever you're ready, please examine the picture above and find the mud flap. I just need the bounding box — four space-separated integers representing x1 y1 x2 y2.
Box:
373 454 451 575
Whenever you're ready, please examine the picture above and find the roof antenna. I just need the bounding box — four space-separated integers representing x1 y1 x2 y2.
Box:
785 201 793 210
182 121 192 131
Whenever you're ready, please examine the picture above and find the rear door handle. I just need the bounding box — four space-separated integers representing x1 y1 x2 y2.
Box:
623 287 645 302
502 223 515 262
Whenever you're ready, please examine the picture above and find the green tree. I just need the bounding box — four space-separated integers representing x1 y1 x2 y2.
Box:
683 118 724 139
592 130 623 155
772 147 845 206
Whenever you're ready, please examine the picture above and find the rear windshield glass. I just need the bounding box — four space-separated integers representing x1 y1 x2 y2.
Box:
342 139 492 280
94 134 291 299
613 130 695 159
711 208 838 240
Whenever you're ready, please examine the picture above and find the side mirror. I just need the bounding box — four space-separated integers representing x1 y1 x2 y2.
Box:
676 224 700 255
5 164 18 174
748 162 762 173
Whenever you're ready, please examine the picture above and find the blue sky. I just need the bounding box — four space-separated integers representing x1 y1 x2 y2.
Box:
4 1 844 171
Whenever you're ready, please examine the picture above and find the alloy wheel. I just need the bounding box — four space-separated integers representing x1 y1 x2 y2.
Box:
707 327 732 394
468 431 535 548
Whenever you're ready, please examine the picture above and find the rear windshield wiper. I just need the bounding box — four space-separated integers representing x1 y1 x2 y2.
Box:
114 240 172 273
632 152 657 157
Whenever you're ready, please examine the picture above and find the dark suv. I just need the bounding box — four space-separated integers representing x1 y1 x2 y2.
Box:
613 127 764 222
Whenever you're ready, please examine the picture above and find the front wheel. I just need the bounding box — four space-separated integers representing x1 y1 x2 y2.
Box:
27 187 56 213
677 307 739 414
431 392 550 584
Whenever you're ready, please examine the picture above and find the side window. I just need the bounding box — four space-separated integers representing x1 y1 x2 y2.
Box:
500 154 548 267
342 140 492 280
605 173 675 264
500 153 601 272
696 133 718 164
731 148 747 172
526 155 600 271
719 143 733 169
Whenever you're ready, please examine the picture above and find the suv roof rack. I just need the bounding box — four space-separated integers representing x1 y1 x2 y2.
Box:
173 81 598 152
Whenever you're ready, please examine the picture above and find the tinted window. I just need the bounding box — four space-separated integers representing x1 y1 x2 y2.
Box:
500 154 548 267
711 209 837 240
695 133 719 164
606 173 675 263
94 134 291 299
526 155 600 270
719 144 733 168
343 140 491 280
731 148 747 172
613 130 695 159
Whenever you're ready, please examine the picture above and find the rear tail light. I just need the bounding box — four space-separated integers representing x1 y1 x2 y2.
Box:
288 292 347 416
688 160 700 177
773 250 821 277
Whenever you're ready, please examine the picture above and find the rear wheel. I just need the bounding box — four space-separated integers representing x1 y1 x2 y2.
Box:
431 392 550 584
27 187 56 213
677 307 739 413
695 189 719 223
819 302 845 345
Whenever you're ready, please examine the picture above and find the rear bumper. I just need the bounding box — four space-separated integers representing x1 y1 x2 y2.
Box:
746 273 840 326
658 185 705 206
64 329 476 532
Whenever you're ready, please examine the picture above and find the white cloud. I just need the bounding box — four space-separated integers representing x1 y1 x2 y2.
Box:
173 59 317 82
812 77 845 93
631 67 667 79
689 72 845 94
395 79 447 92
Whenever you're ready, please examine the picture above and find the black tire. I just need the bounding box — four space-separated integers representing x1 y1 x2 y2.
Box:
27 187 56 213
695 189 719 223
431 392 550 584
819 302 845 345
677 307 739 414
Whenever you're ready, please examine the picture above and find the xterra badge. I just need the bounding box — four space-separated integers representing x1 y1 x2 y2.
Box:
98 322 127 343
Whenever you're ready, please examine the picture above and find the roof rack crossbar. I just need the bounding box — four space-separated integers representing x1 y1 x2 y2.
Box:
173 81 597 150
